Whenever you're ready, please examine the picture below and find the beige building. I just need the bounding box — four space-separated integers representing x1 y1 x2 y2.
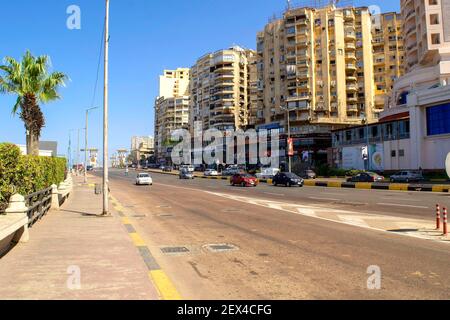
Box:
158 68 190 98
130 136 154 164
372 12 405 111
387 0 450 108
154 68 190 162
253 5 377 135
189 46 257 132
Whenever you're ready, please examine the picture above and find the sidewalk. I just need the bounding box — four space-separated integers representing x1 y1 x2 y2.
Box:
0 175 158 300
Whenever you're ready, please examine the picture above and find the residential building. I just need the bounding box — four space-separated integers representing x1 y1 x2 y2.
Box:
158 68 190 98
154 96 190 163
253 5 376 166
154 67 191 163
130 136 154 164
189 46 257 132
372 12 405 111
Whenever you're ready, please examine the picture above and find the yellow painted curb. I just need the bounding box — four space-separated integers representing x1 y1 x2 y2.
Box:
432 185 448 192
267 179 273 185
149 270 182 300
121 217 131 225
355 182 372 189
130 233 146 247
304 180 316 186
389 184 409 191
327 181 342 188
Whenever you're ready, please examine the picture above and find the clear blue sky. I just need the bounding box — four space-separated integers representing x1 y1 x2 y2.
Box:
0 0 400 160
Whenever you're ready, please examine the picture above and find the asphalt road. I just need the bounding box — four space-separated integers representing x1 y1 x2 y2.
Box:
93 169 450 299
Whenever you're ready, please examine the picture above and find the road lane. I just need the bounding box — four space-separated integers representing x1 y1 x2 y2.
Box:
93 170 450 299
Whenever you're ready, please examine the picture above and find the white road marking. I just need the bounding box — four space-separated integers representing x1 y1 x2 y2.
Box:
264 192 285 196
380 197 422 202
377 203 429 209
309 197 340 201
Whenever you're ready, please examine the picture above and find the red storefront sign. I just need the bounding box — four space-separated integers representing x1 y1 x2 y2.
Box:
287 138 294 156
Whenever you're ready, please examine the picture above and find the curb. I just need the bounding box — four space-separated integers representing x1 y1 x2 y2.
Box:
144 169 449 193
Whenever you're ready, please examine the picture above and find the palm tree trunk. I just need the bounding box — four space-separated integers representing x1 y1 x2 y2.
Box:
26 130 39 156
21 93 44 156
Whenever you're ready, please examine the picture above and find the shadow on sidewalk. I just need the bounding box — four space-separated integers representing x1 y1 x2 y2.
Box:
61 209 114 218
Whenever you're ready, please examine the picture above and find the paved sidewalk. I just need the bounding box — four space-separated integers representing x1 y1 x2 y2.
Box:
0 175 158 300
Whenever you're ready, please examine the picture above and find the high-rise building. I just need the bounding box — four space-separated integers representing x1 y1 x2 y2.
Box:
130 136 154 164
254 5 376 133
386 0 450 109
158 68 190 98
189 46 257 132
372 12 405 111
154 68 191 163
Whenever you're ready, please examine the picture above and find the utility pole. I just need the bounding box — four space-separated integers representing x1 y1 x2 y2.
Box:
77 128 81 175
280 105 292 173
102 0 110 216
85 107 98 183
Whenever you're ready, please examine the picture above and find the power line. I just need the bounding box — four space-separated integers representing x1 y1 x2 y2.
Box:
90 22 106 109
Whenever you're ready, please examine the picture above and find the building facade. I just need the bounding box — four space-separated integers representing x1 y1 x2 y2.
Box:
189 46 257 132
372 12 405 111
158 68 190 98
130 136 154 164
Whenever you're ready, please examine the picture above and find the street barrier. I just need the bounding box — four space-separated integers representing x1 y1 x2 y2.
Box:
443 207 448 236
436 204 441 230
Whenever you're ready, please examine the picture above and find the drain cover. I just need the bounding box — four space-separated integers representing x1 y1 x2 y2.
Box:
160 246 190 255
204 244 239 253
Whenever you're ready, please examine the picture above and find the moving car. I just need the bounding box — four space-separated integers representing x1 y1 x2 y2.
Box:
180 165 195 173
204 169 219 176
179 169 195 179
272 172 304 187
230 174 258 187
135 173 153 186
347 172 385 183
256 167 280 180
389 171 424 183
300 169 317 179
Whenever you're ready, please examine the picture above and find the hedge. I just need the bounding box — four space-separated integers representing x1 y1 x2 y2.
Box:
0 143 66 212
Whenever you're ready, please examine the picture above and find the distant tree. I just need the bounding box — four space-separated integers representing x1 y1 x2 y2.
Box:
0 51 68 155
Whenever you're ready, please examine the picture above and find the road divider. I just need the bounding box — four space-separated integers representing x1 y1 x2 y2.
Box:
144 169 449 193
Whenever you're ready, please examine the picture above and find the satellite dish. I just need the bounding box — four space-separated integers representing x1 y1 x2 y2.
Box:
446 152 450 178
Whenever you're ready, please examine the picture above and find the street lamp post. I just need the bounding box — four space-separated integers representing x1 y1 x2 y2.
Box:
102 0 110 216
280 105 292 173
84 107 98 183
362 117 370 171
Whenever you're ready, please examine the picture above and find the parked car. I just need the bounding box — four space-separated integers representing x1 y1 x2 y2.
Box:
135 173 153 186
162 166 173 172
230 173 258 187
204 169 219 176
179 169 195 179
222 167 241 176
300 169 317 179
86 165 94 172
272 172 304 187
180 165 194 172
347 172 385 182
389 171 424 183
256 167 280 180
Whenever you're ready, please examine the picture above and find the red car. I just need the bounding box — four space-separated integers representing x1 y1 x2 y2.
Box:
230 174 259 187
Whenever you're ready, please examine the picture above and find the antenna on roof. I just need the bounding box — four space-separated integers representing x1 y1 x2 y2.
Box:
287 0 292 10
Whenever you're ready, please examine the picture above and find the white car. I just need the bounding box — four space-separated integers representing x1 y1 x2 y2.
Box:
204 169 219 176
256 167 280 180
136 173 153 185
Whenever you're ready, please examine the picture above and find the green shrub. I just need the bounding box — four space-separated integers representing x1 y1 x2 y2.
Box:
0 143 66 212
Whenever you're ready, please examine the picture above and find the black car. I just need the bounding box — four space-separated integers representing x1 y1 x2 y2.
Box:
347 172 385 182
272 172 304 187
162 166 173 172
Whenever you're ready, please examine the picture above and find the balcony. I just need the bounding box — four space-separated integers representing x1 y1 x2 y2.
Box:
297 60 309 68
344 31 356 41
345 63 357 71
346 84 358 92
347 104 358 112
345 53 356 60
345 42 356 50
343 9 355 21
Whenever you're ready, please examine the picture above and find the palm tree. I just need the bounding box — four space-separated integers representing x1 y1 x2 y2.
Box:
0 51 68 155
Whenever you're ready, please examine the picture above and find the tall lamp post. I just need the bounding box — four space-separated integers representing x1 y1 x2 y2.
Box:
102 0 110 216
362 117 370 171
280 105 292 173
84 107 98 183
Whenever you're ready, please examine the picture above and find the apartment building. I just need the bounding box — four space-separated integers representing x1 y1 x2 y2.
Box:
253 5 376 166
130 136 154 164
154 68 190 163
372 12 405 110
159 68 190 98
254 6 376 132
189 46 257 132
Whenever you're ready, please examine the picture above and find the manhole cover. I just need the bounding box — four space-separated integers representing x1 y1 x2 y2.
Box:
388 229 419 233
160 247 190 255
204 244 239 253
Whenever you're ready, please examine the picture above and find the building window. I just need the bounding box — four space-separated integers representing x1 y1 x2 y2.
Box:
429 0 438 5
399 149 405 157
391 150 396 157
430 14 439 25
431 33 441 44
426 103 450 136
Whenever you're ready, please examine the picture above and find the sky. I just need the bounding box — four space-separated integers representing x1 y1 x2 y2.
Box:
0 0 400 161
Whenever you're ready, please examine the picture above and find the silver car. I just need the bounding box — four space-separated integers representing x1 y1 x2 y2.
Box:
390 171 424 183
